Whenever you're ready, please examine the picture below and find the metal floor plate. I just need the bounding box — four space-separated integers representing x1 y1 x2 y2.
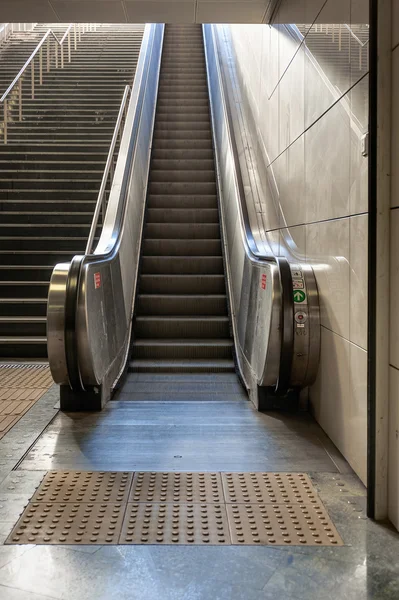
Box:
6 471 343 546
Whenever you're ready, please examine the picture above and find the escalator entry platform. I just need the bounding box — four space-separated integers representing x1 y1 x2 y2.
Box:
6 470 343 546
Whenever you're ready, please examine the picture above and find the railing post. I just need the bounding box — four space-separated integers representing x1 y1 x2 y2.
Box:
339 24 342 51
47 36 50 72
68 29 71 62
55 41 59 69
74 24 77 50
31 58 35 99
359 45 362 70
4 99 8 144
78 23 81 42
61 42 64 69
39 47 43 85
18 78 22 121
332 24 335 43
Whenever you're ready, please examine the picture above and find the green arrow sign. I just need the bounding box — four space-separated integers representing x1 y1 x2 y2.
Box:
293 290 306 303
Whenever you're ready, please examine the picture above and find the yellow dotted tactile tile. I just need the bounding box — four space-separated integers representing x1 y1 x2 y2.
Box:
31 471 133 504
120 503 230 544
5 471 344 546
129 471 224 504
7 502 125 544
0 364 53 439
222 472 319 505
226 503 343 546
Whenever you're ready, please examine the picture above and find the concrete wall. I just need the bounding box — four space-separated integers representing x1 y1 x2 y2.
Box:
389 0 399 530
224 0 369 483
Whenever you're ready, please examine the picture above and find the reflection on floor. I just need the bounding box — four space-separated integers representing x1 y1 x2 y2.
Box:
0 385 397 599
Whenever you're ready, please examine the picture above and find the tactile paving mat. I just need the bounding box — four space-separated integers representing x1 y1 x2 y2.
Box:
121 503 230 544
226 503 342 545
0 364 53 439
222 472 318 505
7 502 125 545
130 472 224 503
6 471 344 546
32 471 133 504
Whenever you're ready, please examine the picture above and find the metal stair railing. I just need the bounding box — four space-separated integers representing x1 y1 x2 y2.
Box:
0 23 96 143
313 23 369 70
0 23 37 44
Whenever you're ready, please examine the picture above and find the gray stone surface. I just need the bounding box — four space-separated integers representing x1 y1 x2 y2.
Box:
0 390 397 599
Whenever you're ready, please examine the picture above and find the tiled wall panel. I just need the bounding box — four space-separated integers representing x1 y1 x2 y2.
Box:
228 0 368 481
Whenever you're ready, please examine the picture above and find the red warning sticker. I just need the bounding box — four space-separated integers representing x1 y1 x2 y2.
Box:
261 273 267 290
94 272 101 289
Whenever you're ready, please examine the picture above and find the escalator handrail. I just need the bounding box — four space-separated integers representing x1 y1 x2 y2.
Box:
204 24 294 393
204 24 272 263
85 84 131 255
62 23 160 392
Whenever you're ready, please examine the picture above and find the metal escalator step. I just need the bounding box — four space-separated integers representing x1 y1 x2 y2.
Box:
137 294 228 316
151 159 214 170
151 139 212 150
139 274 225 294
146 194 217 208
146 208 218 223
153 129 211 140
155 120 210 131
148 182 216 195
150 170 214 183
132 339 233 360
134 316 230 339
144 223 220 239
141 256 224 274
129 358 235 373
151 149 213 159
142 239 222 256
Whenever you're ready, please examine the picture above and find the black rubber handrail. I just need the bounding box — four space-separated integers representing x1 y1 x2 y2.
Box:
275 257 294 395
64 255 85 391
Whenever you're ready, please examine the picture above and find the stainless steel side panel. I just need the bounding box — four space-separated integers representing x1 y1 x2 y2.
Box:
203 24 282 391
203 24 320 396
48 23 164 392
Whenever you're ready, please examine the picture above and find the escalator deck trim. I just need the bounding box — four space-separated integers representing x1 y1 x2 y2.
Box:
6 471 343 546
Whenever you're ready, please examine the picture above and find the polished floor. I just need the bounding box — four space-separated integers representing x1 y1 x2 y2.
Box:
0 383 398 599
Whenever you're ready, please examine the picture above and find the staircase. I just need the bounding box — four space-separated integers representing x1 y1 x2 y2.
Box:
130 24 234 374
0 23 144 358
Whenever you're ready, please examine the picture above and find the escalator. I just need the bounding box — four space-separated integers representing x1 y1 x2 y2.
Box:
132 24 233 373
47 23 320 411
